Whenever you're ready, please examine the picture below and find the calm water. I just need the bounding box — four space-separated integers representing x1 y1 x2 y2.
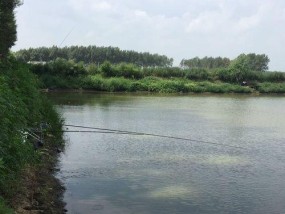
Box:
49 93 285 214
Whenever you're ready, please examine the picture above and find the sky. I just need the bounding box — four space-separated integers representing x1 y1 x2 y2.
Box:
13 0 285 70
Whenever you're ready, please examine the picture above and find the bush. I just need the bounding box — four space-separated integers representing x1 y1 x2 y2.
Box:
259 72 285 82
185 68 210 80
80 75 105 90
30 58 87 76
115 63 143 79
257 82 285 93
100 61 115 77
143 67 185 78
105 77 131 92
214 67 260 83
129 82 148 92
213 68 233 82
86 63 100 75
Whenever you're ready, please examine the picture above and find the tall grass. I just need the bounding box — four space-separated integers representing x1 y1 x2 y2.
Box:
29 59 285 93
257 82 285 93
54 74 254 93
0 56 63 211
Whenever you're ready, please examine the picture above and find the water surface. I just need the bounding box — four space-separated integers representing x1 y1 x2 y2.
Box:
50 93 285 214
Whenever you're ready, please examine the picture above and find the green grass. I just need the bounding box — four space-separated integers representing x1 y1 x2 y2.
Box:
257 82 285 93
0 197 13 214
39 74 257 93
29 59 285 93
0 56 64 211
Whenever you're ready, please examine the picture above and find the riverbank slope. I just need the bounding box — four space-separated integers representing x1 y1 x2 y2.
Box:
0 57 65 213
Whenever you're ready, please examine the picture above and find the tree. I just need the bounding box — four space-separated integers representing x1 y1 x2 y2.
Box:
181 56 230 69
14 46 174 67
234 53 269 72
0 0 21 57
228 55 251 83
227 54 263 83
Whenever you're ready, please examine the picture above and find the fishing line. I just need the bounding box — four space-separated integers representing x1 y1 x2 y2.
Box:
63 124 246 149
62 130 131 134
59 26 75 47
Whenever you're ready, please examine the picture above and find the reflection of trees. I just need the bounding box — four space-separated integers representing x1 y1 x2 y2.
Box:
47 92 135 107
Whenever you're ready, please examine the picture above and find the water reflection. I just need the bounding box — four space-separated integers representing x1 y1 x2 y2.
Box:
52 93 285 214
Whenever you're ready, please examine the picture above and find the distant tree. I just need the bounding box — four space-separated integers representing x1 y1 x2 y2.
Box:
100 61 114 77
181 57 230 69
0 0 22 57
234 53 269 72
228 55 251 83
14 46 174 67
226 54 267 83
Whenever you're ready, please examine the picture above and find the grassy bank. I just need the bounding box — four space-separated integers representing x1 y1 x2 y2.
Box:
37 74 285 94
28 59 285 94
0 56 65 212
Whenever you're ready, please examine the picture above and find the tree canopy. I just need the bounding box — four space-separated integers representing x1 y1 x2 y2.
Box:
14 46 174 67
181 54 270 72
0 0 21 57
233 53 270 72
180 57 231 69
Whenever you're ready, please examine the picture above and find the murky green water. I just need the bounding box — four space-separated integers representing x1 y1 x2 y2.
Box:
50 93 285 214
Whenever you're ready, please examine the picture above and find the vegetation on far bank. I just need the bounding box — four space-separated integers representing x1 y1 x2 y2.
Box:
13 42 285 94
27 55 285 93
14 45 173 67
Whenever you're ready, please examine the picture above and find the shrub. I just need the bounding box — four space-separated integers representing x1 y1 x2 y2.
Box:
260 72 285 82
105 77 131 92
100 61 115 77
143 67 185 78
257 82 285 93
30 58 87 76
115 63 143 79
86 63 100 75
185 68 210 80
80 75 105 90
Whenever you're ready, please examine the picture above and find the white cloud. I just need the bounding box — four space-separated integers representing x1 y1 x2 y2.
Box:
92 1 112 11
186 11 227 34
134 10 148 18
236 14 260 32
69 0 114 13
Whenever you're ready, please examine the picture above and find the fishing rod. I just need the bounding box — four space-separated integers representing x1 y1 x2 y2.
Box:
59 26 75 47
63 124 246 149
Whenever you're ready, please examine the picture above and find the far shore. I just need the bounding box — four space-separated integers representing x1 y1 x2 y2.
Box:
41 88 285 96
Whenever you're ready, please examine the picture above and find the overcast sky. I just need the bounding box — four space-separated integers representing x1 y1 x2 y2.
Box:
14 0 285 70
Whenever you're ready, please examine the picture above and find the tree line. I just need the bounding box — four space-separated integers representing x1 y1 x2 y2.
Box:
181 53 270 72
0 0 21 58
30 57 285 84
14 46 174 67
181 57 230 69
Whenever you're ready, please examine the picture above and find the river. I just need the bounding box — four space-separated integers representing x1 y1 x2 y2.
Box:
49 92 285 214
